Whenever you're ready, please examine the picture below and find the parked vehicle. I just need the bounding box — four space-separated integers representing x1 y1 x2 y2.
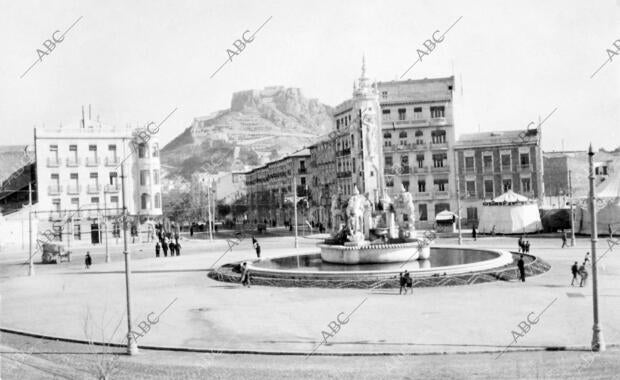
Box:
41 242 71 264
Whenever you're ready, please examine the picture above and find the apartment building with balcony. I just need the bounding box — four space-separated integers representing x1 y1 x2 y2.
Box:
245 149 310 225
34 119 162 242
308 138 337 227
454 129 543 226
377 76 456 228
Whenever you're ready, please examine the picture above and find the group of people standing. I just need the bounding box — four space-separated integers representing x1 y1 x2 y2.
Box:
571 252 590 287
155 235 181 257
518 236 531 253
399 270 413 294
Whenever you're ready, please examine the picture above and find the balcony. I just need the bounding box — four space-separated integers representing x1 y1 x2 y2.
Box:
430 141 449 150
430 117 447 126
464 166 476 174
86 157 100 167
520 164 531 171
484 192 495 199
501 165 512 172
415 192 432 199
105 156 120 167
298 168 307 174
67 185 81 194
47 185 62 195
399 166 410 175
66 157 80 167
465 191 477 199
87 184 101 194
46 157 60 167
434 191 450 199
431 165 449 173
482 165 494 174
105 183 120 193
336 171 352 178
413 166 428 174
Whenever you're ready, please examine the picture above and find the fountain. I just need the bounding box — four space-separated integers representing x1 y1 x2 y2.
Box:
207 58 551 288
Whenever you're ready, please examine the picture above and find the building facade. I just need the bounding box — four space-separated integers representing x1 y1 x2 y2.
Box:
34 119 162 242
377 76 457 228
245 150 310 225
454 129 544 226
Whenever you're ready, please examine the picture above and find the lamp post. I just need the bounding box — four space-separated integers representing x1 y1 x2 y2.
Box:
453 153 462 245
207 179 213 241
293 175 299 248
28 182 35 276
569 170 576 247
121 161 138 355
587 144 605 352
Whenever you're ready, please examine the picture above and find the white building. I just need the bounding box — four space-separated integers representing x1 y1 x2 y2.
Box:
34 118 162 243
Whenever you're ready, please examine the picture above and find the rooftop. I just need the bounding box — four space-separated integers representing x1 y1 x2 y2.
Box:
456 129 539 148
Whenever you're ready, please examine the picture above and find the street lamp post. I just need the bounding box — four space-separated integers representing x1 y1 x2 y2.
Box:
103 188 110 263
120 162 138 355
588 144 605 352
293 175 298 248
454 153 462 245
207 180 213 241
28 182 35 276
569 170 576 247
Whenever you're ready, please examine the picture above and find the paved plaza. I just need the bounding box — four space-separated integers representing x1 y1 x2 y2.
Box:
1 234 619 359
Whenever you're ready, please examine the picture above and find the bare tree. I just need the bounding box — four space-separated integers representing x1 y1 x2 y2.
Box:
82 306 124 379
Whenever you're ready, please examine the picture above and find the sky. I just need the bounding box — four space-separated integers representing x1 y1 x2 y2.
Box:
0 0 618 152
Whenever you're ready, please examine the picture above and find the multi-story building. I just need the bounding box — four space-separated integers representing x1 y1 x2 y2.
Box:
543 149 619 207
245 150 310 225
34 118 162 243
308 138 336 227
377 76 457 228
454 129 544 226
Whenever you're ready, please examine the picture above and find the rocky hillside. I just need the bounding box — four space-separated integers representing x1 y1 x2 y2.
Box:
161 86 333 181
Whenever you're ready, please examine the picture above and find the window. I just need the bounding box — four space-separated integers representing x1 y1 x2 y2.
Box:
521 177 531 193
483 154 493 171
140 170 149 186
416 154 425 168
382 109 391 121
69 145 77 162
418 180 426 192
502 179 512 192
381 91 388 99
141 193 150 209
91 197 100 205
50 173 60 188
109 172 118 185
465 156 475 171
152 143 159 157
49 145 58 160
385 156 393 167
415 130 424 145
154 193 161 208
434 179 448 192
89 144 97 155
400 154 409 166
466 180 476 197
138 144 146 158
466 207 478 222
430 106 445 118
70 173 78 189
501 153 511 169
435 203 450 215
484 179 494 196
153 169 160 185
520 153 530 168
418 204 428 220
398 108 406 121
432 153 447 168
383 132 392 147
386 176 394 187
402 180 410 191
52 199 61 212
108 144 116 153
399 131 407 139
73 222 81 240
71 197 79 211
431 130 446 144
414 107 422 120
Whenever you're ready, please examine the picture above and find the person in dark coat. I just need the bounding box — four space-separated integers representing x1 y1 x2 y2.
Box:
579 262 588 287
517 254 526 282
240 262 251 287
190 224 194 237
85 252 92 269
399 272 406 295
525 241 530 254
155 241 161 258
176 241 181 256
518 236 523 253
253 239 261 259
570 261 579 286
404 270 413 294
169 241 176 257
472 225 477 241
561 232 568 248
162 238 169 257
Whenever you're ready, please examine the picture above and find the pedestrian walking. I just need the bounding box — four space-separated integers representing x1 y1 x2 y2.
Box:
190 224 194 237
399 272 406 295
240 262 251 287
570 261 579 286
176 241 181 256
584 252 591 266
169 241 176 257
162 237 169 257
85 252 92 269
525 241 531 254
472 225 477 241
253 238 261 259
131 224 138 244
518 236 523 253
155 241 161 258
405 271 413 294
561 232 568 248
579 263 589 287
517 254 526 282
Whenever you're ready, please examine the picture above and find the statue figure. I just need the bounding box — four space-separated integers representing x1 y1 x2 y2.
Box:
362 192 374 239
330 187 342 232
346 186 366 244
379 190 398 239
393 184 416 238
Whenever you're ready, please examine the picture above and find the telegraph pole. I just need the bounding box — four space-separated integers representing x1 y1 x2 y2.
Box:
28 182 34 276
569 170 576 247
293 175 299 248
121 162 138 355
453 153 462 245
588 144 605 352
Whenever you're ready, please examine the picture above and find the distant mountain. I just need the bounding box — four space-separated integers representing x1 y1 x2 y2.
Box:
161 86 333 181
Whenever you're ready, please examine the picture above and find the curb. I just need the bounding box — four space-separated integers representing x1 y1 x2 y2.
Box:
2 327 616 356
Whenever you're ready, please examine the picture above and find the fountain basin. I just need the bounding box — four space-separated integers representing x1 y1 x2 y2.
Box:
319 240 430 264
